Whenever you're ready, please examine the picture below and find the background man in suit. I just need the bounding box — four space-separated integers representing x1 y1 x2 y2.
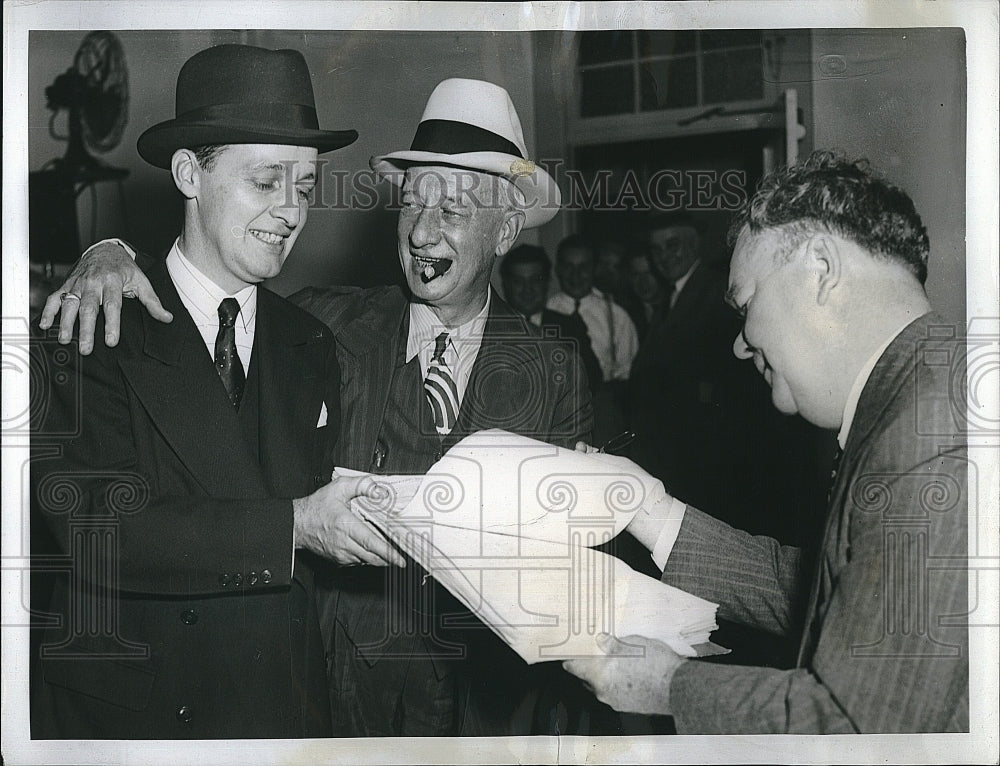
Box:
630 211 827 669
594 238 650 340
548 234 638 445
629 212 826 548
629 212 744 517
39 78 594 736
30 44 402 739
563 150 969 733
623 248 667 338
500 243 603 393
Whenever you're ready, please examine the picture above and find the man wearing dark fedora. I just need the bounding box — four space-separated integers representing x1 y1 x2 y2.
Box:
41 76 597 737
30 43 402 739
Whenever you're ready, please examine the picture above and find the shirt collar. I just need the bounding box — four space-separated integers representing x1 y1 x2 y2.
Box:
406 290 491 362
837 318 914 449
165 239 256 329
672 259 700 296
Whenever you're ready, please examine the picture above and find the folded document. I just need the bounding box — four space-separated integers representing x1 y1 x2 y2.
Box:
344 429 724 663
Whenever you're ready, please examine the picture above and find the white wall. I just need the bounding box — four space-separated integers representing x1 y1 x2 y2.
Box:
810 28 967 324
29 30 540 295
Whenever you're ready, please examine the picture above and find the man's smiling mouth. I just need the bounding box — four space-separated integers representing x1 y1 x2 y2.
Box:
249 229 286 246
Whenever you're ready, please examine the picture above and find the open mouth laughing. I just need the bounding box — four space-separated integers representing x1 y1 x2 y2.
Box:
413 255 454 283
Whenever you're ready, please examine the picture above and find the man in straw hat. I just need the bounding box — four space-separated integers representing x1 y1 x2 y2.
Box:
30 43 403 739
40 77 595 735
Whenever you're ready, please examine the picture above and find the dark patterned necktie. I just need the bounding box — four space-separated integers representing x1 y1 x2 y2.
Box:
424 331 460 435
215 297 245 408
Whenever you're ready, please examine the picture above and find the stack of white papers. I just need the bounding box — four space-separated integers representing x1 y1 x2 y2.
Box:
345 429 723 664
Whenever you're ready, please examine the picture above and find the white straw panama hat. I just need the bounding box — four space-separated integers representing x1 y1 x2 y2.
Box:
371 78 561 228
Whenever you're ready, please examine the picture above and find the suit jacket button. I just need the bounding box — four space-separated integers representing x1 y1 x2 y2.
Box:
176 705 193 723
248 571 259 586
261 569 272 584
219 573 230 587
180 609 198 625
313 473 325 488
233 572 243 587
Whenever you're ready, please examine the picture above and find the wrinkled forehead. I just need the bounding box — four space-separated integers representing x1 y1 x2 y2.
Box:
402 165 500 204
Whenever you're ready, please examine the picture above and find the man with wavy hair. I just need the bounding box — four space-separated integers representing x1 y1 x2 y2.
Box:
564 150 969 733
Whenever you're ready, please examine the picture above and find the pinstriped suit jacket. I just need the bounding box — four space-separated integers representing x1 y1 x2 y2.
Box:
290 285 593 657
660 313 969 733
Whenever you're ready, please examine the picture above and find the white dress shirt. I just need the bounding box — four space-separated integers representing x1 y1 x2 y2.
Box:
165 240 257 370
547 288 639 382
406 293 491 411
836 316 917 449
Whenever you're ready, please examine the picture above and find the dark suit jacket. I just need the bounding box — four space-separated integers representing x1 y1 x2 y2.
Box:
293 285 594 466
30 259 339 739
540 308 603 395
630 261 827 544
291 284 594 734
660 313 969 733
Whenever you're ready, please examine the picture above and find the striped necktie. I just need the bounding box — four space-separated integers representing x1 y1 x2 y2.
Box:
424 331 461 435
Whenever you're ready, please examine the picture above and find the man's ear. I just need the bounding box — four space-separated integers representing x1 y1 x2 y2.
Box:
171 149 201 200
494 209 526 259
805 233 841 306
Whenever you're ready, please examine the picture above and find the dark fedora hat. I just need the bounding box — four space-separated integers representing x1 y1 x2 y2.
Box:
137 44 358 168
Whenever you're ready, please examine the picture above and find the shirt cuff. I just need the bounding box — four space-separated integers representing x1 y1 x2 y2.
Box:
650 497 687 571
86 237 136 259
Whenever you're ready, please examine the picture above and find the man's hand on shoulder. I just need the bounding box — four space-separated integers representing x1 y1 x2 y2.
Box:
293 473 406 568
39 239 173 355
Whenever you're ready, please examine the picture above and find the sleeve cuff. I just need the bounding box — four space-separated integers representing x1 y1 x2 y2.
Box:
650 497 687 571
85 238 136 260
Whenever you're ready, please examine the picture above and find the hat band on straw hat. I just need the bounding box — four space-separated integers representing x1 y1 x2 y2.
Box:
178 102 320 130
410 119 524 158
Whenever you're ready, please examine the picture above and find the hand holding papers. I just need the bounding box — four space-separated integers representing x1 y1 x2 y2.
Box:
345 430 724 663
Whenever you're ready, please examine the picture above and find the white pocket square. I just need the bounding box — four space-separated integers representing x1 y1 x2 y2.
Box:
316 402 328 428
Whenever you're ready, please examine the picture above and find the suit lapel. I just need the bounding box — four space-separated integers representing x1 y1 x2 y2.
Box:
796 313 934 665
333 286 410 469
665 262 709 328
255 288 330 497
444 292 526 450
117 260 267 498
